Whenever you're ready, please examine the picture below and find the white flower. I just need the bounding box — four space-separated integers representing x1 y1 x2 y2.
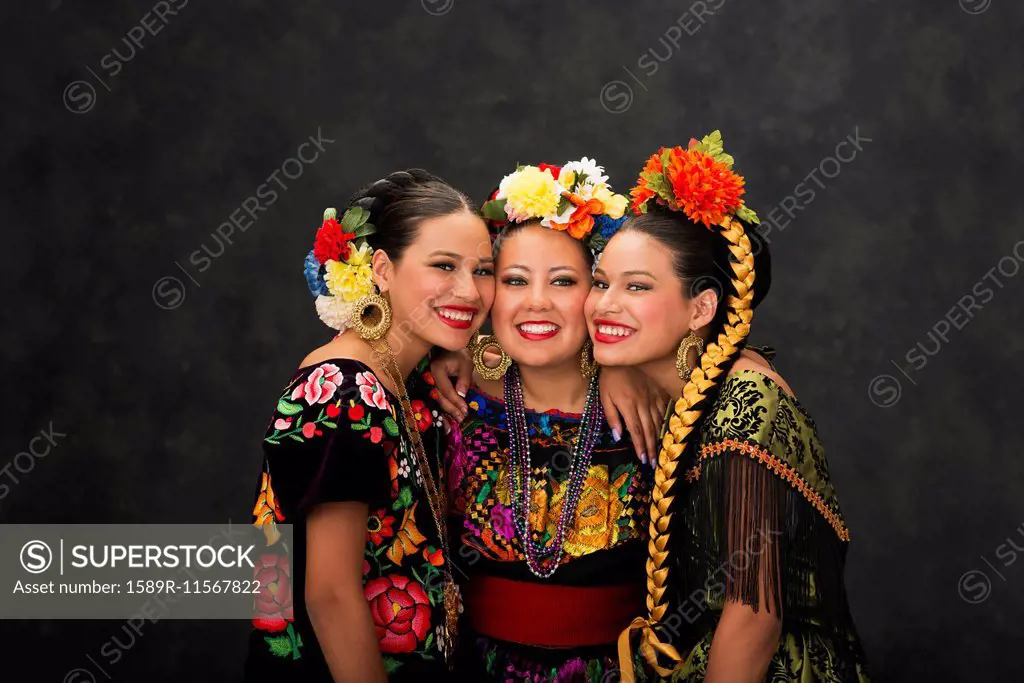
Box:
315 294 353 331
432 409 443 428
398 461 411 478
561 157 607 191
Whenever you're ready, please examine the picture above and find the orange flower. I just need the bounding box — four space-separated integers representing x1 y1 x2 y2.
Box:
665 147 745 228
252 472 284 545
630 149 667 211
550 195 606 240
386 501 427 564
422 546 444 566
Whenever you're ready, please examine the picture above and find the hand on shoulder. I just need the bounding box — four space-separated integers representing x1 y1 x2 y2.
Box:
729 349 795 398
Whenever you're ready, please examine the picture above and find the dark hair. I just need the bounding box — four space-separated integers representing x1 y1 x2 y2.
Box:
347 169 480 262
621 206 772 337
491 219 596 269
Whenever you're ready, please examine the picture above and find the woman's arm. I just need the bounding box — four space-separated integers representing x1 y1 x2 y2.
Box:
598 366 671 464
305 502 387 683
704 597 782 683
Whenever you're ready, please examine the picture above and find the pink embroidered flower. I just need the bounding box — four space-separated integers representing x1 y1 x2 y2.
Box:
368 426 384 444
291 364 343 405
490 503 515 540
356 371 390 410
301 423 317 438
273 417 292 430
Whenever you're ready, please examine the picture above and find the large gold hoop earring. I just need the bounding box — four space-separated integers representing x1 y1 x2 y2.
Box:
471 334 512 380
350 293 392 341
676 330 705 381
580 339 599 379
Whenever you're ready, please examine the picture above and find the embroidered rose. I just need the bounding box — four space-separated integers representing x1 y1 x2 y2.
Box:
252 554 293 632
357 371 390 410
364 574 432 653
291 364 343 405
410 400 431 433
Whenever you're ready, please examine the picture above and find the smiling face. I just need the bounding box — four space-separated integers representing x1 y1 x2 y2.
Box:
586 229 716 367
490 223 592 369
376 210 495 351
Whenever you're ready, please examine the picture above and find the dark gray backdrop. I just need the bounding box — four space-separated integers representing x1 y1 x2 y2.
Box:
2 0 1022 680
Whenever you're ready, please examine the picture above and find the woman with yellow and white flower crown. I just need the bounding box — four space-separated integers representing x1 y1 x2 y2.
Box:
429 158 670 682
245 170 496 682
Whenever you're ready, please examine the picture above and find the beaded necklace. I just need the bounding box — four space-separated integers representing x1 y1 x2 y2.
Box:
504 362 604 578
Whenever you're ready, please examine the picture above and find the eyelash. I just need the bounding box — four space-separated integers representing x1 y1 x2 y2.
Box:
502 276 577 287
591 281 649 292
433 262 494 277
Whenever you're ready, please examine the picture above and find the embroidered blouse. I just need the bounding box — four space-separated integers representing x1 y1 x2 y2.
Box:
244 358 452 682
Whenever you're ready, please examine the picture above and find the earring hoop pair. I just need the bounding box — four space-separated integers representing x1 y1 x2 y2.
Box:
469 335 599 380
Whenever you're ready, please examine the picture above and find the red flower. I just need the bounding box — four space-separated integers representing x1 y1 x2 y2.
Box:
326 402 341 418
422 371 436 386
367 426 384 444
301 422 316 438
348 404 365 421
367 509 397 545
313 218 356 264
537 163 562 180
423 546 444 567
410 400 432 433
291 363 343 405
364 575 432 653
252 554 293 632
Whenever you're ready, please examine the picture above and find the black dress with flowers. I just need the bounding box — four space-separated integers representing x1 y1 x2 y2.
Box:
245 357 454 682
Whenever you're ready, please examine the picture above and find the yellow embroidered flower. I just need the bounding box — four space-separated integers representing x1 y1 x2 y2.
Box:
252 472 283 545
386 501 427 564
346 241 374 267
325 260 374 302
594 185 628 219
498 166 563 222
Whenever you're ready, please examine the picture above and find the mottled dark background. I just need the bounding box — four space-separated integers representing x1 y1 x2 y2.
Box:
2 0 1022 680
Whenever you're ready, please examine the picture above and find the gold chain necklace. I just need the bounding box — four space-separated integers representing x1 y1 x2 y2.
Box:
369 339 459 665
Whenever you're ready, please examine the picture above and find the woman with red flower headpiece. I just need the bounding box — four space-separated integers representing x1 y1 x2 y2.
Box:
589 133 870 682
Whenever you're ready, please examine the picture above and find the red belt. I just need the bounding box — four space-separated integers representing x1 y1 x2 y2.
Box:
465 574 645 648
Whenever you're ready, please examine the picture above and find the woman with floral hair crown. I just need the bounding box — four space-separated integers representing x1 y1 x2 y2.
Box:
245 169 496 682
586 134 870 682
429 158 670 682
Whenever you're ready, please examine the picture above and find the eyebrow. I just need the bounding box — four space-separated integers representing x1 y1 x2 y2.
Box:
503 264 580 274
592 267 657 279
429 250 494 263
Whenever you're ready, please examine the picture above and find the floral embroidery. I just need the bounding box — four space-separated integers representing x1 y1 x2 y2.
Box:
365 575 432 653
290 363 343 404
252 472 283 544
367 509 397 545
410 400 432 433
357 370 390 410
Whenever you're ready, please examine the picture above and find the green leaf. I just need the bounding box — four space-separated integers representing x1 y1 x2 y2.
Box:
424 633 434 651
383 416 400 437
351 422 368 431
481 198 508 221
352 222 376 239
341 206 369 232
392 486 413 510
556 194 570 216
736 204 760 224
264 635 294 658
287 434 304 443
321 420 337 429
276 400 303 416
383 656 403 675
264 437 281 445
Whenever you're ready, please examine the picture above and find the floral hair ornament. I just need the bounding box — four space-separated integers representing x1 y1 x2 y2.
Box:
303 205 379 331
480 157 630 255
630 130 760 228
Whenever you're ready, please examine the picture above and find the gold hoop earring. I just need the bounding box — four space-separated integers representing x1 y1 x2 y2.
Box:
676 330 705 381
350 293 392 341
471 334 512 380
580 339 599 379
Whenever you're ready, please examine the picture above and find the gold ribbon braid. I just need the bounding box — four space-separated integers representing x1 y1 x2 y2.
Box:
617 215 757 681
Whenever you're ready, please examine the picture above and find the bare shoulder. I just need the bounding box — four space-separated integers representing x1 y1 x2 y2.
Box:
298 336 373 371
728 350 796 398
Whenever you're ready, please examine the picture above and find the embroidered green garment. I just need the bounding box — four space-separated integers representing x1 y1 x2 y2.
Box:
661 352 871 682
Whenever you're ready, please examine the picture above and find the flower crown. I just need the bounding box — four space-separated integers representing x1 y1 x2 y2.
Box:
304 206 379 331
630 131 760 228
481 157 630 254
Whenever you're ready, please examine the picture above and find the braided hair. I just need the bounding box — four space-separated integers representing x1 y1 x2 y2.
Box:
348 169 480 262
622 208 772 676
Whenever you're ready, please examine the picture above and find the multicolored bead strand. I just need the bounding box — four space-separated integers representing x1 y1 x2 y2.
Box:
503 363 604 578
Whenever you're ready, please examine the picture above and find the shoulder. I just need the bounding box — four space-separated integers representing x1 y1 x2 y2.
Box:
472 371 503 402
728 350 795 399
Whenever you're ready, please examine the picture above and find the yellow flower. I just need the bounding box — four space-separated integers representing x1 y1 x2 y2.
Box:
325 261 374 302
386 501 427 564
594 185 628 219
559 170 576 189
347 242 374 267
499 166 563 222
